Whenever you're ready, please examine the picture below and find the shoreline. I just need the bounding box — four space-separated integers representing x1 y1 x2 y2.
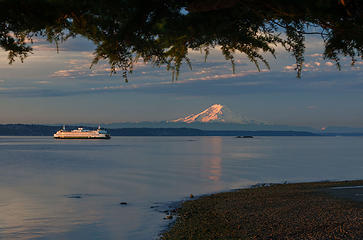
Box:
161 180 363 239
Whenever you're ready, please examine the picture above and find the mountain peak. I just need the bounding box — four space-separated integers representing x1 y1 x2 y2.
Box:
171 104 243 123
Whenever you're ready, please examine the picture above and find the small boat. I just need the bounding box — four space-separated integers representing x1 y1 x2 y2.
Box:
243 136 253 138
236 135 254 138
54 125 111 139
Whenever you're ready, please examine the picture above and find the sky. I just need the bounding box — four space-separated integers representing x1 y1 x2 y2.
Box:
0 35 362 128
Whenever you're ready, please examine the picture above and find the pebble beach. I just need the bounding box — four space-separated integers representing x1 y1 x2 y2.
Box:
161 180 363 240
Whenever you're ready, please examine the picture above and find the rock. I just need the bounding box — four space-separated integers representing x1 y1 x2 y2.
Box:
120 202 128 205
70 195 82 199
65 194 82 199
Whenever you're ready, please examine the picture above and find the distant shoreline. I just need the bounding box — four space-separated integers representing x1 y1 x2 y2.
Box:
1 124 363 136
161 180 363 239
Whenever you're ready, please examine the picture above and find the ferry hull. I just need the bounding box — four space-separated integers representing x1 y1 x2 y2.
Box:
54 135 111 139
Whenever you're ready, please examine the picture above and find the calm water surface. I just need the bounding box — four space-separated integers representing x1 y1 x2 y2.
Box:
0 136 362 239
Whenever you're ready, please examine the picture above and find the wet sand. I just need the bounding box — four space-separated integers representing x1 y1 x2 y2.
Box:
161 180 363 240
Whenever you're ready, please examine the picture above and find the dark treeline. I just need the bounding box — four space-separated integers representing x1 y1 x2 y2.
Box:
0 124 325 136
3 124 363 136
0 124 60 136
1 0 362 80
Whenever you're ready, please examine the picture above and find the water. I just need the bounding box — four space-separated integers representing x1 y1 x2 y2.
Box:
0 136 362 239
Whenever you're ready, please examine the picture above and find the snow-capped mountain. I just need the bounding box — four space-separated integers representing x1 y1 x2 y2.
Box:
85 103 316 131
171 104 245 123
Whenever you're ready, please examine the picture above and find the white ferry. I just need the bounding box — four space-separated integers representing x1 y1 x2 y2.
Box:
54 126 111 139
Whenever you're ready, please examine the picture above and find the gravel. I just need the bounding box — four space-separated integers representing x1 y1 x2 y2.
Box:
161 180 363 240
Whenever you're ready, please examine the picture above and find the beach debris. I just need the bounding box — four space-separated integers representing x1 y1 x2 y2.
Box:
164 215 173 220
65 194 84 199
251 183 273 188
190 194 194 198
120 202 128 205
64 193 96 199
69 195 81 199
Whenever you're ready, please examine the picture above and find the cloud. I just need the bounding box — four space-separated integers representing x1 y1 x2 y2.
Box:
50 56 151 79
0 87 38 94
85 71 351 97
50 58 108 78
51 69 80 78
194 70 208 75
2 69 363 99
218 80 274 87
35 81 50 84
284 64 297 71
178 70 263 83
351 66 361 71
33 45 63 52
308 53 323 57
3 43 363 100
31 37 95 52
284 60 347 73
